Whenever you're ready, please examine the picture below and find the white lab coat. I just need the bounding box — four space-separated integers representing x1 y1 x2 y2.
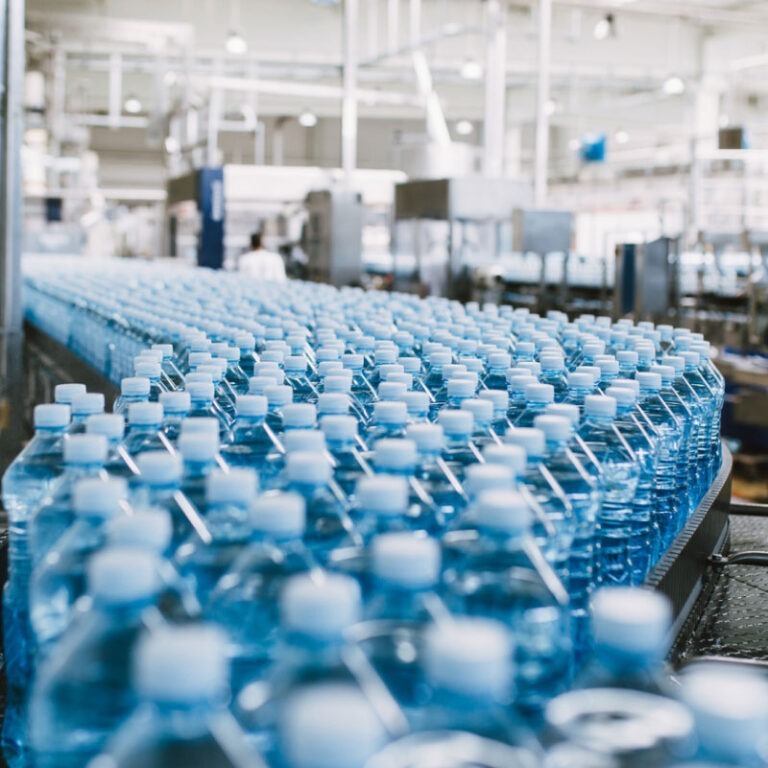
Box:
238 248 287 283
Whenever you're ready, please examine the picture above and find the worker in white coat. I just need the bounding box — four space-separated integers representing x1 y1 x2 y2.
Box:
238 232 287 282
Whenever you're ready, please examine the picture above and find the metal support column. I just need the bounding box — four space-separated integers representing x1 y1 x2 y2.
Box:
482 0 507 178
342 0 359 188
0 0 26 472
534 0 552 207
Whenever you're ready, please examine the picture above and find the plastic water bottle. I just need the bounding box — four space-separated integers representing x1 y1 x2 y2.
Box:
275 683 388 768
222 394 282 472
94 624 257 768
577 395 639 588
367 401 408 443
218 344 251 395
28 547 163 768
158 390 191 442
563 371 596 416
53 383 85 407
134 360 166 401
124 402 170 457
478 389 511 437
68 392 105 433
2 404 71 768
441 490 571 712
175 468 257 605
680 351 717 488
575 587 671 694
514 383 555 428
461 398 500 448
28 433 109 566
285 355 319 403
350 475 414 542
483 351 511 390
540 355 569 402
264 383 293 432
418 618 541 751
112 376 150 416
235 332 258 377
178 431 220 512
86 413 139 481
187 381 231 436
320 414 371 495
438 410 481 476
282 451 357 560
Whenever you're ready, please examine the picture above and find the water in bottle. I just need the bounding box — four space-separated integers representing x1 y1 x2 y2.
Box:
112 376 150 416
158 390 191 442
124 402 170 457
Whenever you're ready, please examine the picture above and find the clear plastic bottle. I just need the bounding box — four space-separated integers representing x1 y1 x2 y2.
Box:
134 360 166 401
178 431 220 513
124 402 170 457
285 355 319 403
68 392 105 434
514 383 556 428
461 398 500 448
222 394 282 472
158 390 191 442
367 401 408 443
320 414 371 496
113 376 151 416
438 409 481 477
28 547 164 768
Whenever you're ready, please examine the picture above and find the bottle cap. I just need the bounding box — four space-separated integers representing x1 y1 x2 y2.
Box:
429 349 452 366
323 375 352 394
584 395 617 419
262 349 285 364
317 394 350 416
483 444 526 476
661 355 685 374
235 394 267 418
617 350 638 366
120 377 150 396
251 492 306 538
248 376 278 395
373 401 408 425
373 438 418 471
158 391 191 415
253 361 280 377
375 347 398 365
682 351 700 368
107 508 172 553
136 451 182 486
438 409 474 437
185 372 213 385
282 572 361 639
189 351 214 368
398 356 421 374
488 352 512 369
180 417 219 437
402 391 430 416
285 355 308 374
356 475 408 516
461 398 494 424
583 341 606 357
371 533 440 589
377 381 408 403
592 587 672 656
73 477 128 517
54 382 86 404
86 413 125 440
128 402 164 426
475 489 532 532
319 414 357 442
478 390 509 413
265 384 293 407
650 364 675 384
447 378 476 399
597 359 619 376
605 385 636 406
342 353 364 370
135 625 228 704
278 684 386 768
286 451 331 485
282 403 317 429
71 393 105 417
235 333 256 350
504 427 545 458
206 468 257 506
34 403 71 429
464 464 515 497
516 341 536 356
637 372 662 392
64 434 108 464
88 546 161 604
568 372 594 389
380 364 405 380
613 378 640 395
135 361 162 379
284 429 327 454
524 383 555 404
425 618 512 698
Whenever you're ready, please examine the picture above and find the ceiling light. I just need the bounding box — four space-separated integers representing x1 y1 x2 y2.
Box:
123 95 142 114
455 120 474 136
662 76 686 96
226 30 248 55
615 129 629 144
545 99 558 116
298 109 318 128
593 14 614 41
460 58 483 81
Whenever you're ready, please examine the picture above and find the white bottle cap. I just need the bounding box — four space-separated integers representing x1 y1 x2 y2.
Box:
402 391 430 416
613 378 640 395
425 618 512 698
617 350 638 365
447 378 476 399
34 403 71 429
429 349 452 366
278 683 386 768
323 375 352 394
373 438 418 471
107 508 172 553
180 417 219 437
135 624 229 704
135 361 162 379
342 353 364 370
439 409 474 437
375 347 398 365
534 414 573 442
265 384 293 407
478 389 509 412
517 341 536 356
541 355 565 372
504 427 545 458
320 414 357 442
583 341 606 357
584 395 617 419
356 475 408 516
464 464 515 497
281 572 361 638
567 372 594 389
475 489 531 532
373 401 408 425
637 372 663 391
188 351 213 368
236 394 268 417
286 451 331 485
525 383 555 403
187 381 215 401
251 492 306 538
378 381 408 402
121 377 150 396
151 343 173 359
235 333 256 350
73 477 128 517
248 376 279 395
285 355 308 374
159 391 191 414
185 372 213 385
371 533 440 589
284 429 327 454
64 434 108 464
88 546 161 604
128 402 164 426
206 468 257 505
386 373 413 390
488 352 512 369
597 359 619 376
282 403 317 429
71 393 105 417
592 587 672 656
605 386 636 406
480 445 524 481
544 404 579 426
54 383 86 404
662 355 685 374
137 451 183 486
398 357 421 374
380 364 405 380
461 398 494 424
86 413 125 440
316 394 348 416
